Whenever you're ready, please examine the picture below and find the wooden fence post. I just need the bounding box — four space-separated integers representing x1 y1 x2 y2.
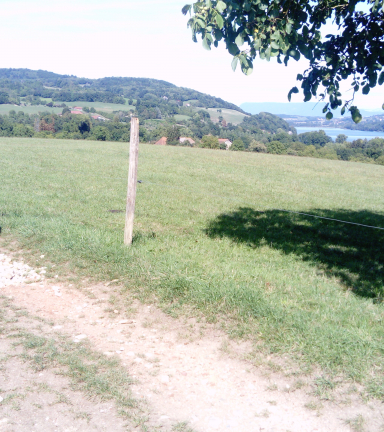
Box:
124 117 139 245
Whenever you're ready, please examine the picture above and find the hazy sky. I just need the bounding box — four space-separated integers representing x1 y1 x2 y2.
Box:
2 0 383 109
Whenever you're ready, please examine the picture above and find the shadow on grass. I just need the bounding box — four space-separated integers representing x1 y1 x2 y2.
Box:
205 207 384 299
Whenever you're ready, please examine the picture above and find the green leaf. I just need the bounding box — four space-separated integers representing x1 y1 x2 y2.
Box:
215 13 224 29
216 0 226 13
341 106 346 115
379 72 384 86
228 42 239 56
382 103 384 110
350 106 362 123
270 41 280 49
362 84 370 95
235 34 244 47
196 18 206 28
287 86 299 102
326 112 333 120
265 46 271 61
285 23 292 34
182 4 191 15
289 49 300 61
202 37 211 50
231 56 239 71
240 58 253 75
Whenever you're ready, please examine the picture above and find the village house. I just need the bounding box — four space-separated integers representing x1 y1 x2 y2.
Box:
91 114 108 121
179 137 195 145
218 138 232 150
155 136 196 146
154 137 167 145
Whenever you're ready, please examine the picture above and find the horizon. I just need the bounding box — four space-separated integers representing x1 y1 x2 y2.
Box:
2 0 384 111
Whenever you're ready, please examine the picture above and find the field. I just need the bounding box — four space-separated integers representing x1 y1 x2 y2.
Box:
1 137 384 397
189 106 248 125
0 104 63 115
55 101 135 112
174 114 191 121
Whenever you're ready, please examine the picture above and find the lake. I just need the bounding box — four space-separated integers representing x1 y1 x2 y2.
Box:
295 127 384 142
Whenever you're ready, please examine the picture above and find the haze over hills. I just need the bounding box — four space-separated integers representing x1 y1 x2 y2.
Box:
240 102 384 118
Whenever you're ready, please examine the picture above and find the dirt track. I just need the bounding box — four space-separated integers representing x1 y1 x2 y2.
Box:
1 250 383 432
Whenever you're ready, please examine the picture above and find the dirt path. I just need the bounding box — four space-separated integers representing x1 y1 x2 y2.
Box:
1 251 383 432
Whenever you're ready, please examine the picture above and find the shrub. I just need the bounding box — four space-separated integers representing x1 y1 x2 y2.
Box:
200 135 219 149
249 140 267 152
230 138 245 151
267 140 287 154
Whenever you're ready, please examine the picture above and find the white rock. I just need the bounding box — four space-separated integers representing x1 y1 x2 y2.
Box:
159 375 170 383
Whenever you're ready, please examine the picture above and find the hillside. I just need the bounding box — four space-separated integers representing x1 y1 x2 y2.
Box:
0 68 245 113
0 68 296 144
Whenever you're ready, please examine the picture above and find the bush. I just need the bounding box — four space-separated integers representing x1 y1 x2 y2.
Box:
248 140 267 152
230 138 245 151
200 135 219 149
267 140 287 154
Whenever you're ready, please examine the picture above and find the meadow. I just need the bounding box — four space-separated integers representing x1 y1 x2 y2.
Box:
1 137 384 397
184 106 248 125
55 101 135 112
0 104 63 115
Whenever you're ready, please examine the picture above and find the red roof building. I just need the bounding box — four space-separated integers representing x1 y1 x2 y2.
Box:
155 137 167 145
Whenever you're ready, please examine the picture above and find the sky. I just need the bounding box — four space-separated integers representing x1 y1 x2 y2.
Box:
1 0 383 109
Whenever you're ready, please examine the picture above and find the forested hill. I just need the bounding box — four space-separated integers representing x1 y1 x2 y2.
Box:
0 68 245 113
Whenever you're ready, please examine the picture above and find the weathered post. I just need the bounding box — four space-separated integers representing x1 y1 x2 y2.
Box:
124 116 139 245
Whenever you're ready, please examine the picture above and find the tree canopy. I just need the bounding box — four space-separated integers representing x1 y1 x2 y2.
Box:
182 0 384 122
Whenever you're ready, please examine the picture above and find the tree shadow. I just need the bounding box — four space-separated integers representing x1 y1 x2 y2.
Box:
205 207 384 299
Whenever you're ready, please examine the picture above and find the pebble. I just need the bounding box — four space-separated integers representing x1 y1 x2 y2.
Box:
0 253 44 288
73 334 87 342
159 375 170 383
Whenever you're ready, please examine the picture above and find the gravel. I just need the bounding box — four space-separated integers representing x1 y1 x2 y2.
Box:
0 253 44 288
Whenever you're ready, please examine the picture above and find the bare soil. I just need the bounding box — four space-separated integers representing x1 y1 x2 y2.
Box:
1 250 383 432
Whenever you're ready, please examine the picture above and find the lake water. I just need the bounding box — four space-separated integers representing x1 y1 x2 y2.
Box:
295 127 384 142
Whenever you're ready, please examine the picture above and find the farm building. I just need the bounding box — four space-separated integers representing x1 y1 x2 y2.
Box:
218 138 232 150
91 114 108 121
179 137 195 145
155 137 167 145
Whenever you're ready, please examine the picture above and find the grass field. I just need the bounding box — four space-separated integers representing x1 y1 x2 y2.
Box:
174 114 192 121
55 101 135 112
1 137 384 397
189 107 248 125
0 104 63 115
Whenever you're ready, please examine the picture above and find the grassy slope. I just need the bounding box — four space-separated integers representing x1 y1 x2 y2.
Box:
0 105 63 115
206 107 248 124
187 107 248 125
1 137 384 396
55 101 135 112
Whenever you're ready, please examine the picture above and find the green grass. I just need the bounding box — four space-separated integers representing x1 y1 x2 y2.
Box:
0 105 63 115
1 137 384 397
55 101 135 112
174 114 191 121
190 107 248 125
